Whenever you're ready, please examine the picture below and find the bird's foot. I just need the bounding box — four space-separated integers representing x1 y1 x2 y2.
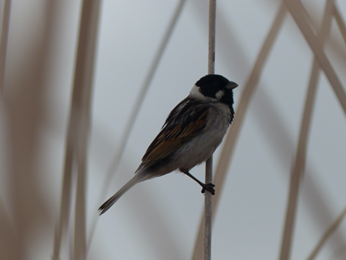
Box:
201 183 215 195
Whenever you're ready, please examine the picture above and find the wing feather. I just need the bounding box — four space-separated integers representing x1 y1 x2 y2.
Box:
136 98 209 172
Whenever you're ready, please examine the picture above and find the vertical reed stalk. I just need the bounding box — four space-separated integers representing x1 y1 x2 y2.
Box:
72 1 101 258
88 0 186 248
192 4 286 260
53 1 101 260
0 0 11 92
204 1 216 259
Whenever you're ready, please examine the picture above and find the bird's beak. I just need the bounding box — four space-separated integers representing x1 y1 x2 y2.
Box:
227 81 238 89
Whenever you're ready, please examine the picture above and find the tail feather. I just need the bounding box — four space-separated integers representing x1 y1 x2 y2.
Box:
99 173 145 215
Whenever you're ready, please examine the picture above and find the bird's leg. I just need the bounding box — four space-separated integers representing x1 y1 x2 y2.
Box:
181 169 215 195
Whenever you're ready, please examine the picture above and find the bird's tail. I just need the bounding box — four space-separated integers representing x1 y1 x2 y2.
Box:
98 173 146 215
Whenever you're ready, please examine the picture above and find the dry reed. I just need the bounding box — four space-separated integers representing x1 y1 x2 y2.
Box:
1 1 345 259
192 4 286 260
0 0 11 92
53 1 101 259
279 1 335 259
307 206 346 260
87 0 187 249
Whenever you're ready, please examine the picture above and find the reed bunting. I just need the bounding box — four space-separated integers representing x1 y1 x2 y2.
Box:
99 74 237 214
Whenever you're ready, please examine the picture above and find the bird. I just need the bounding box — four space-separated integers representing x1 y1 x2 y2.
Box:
99 74 238 215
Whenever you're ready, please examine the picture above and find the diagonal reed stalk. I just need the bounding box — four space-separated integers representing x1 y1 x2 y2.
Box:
333 3 346 45
87 0 186 249
205 1 216 259
191 4 287 260
283 0 346 114
279 1 335 259
52 1 101 260
0 0 11 92
209 2 346 252
307 205 346 260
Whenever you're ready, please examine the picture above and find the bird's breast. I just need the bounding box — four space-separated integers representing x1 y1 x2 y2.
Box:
171 102 231 170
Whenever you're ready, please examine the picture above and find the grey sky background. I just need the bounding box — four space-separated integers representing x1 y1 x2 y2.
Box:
1 0 346 259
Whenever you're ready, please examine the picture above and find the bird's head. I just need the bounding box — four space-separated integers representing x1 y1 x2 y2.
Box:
189 74 238 108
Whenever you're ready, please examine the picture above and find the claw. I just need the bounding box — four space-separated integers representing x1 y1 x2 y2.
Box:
201 183 215 195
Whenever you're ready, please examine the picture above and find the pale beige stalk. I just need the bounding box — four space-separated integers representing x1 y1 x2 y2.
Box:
279 1 335 259
52 1 101 260
192 3 287 260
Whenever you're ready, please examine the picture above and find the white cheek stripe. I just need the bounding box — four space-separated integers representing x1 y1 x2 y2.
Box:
215 90 224 99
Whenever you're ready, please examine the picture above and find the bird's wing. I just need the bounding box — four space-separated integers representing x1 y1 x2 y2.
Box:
136 98 209 172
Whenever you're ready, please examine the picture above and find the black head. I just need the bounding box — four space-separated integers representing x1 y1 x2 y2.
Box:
195 74 238 108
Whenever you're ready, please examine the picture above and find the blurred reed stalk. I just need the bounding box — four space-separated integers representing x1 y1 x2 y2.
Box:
307 206 346 260
205 1 216 259
87 0 186 248
0 0 11 92
3 1 58 259
192 3 286 260
279 1 335 259
192 4 346 252
283 0 346 113
333 3 346 44
52 1 101 260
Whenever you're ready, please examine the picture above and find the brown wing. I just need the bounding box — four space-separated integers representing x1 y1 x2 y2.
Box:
136 98 209 172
